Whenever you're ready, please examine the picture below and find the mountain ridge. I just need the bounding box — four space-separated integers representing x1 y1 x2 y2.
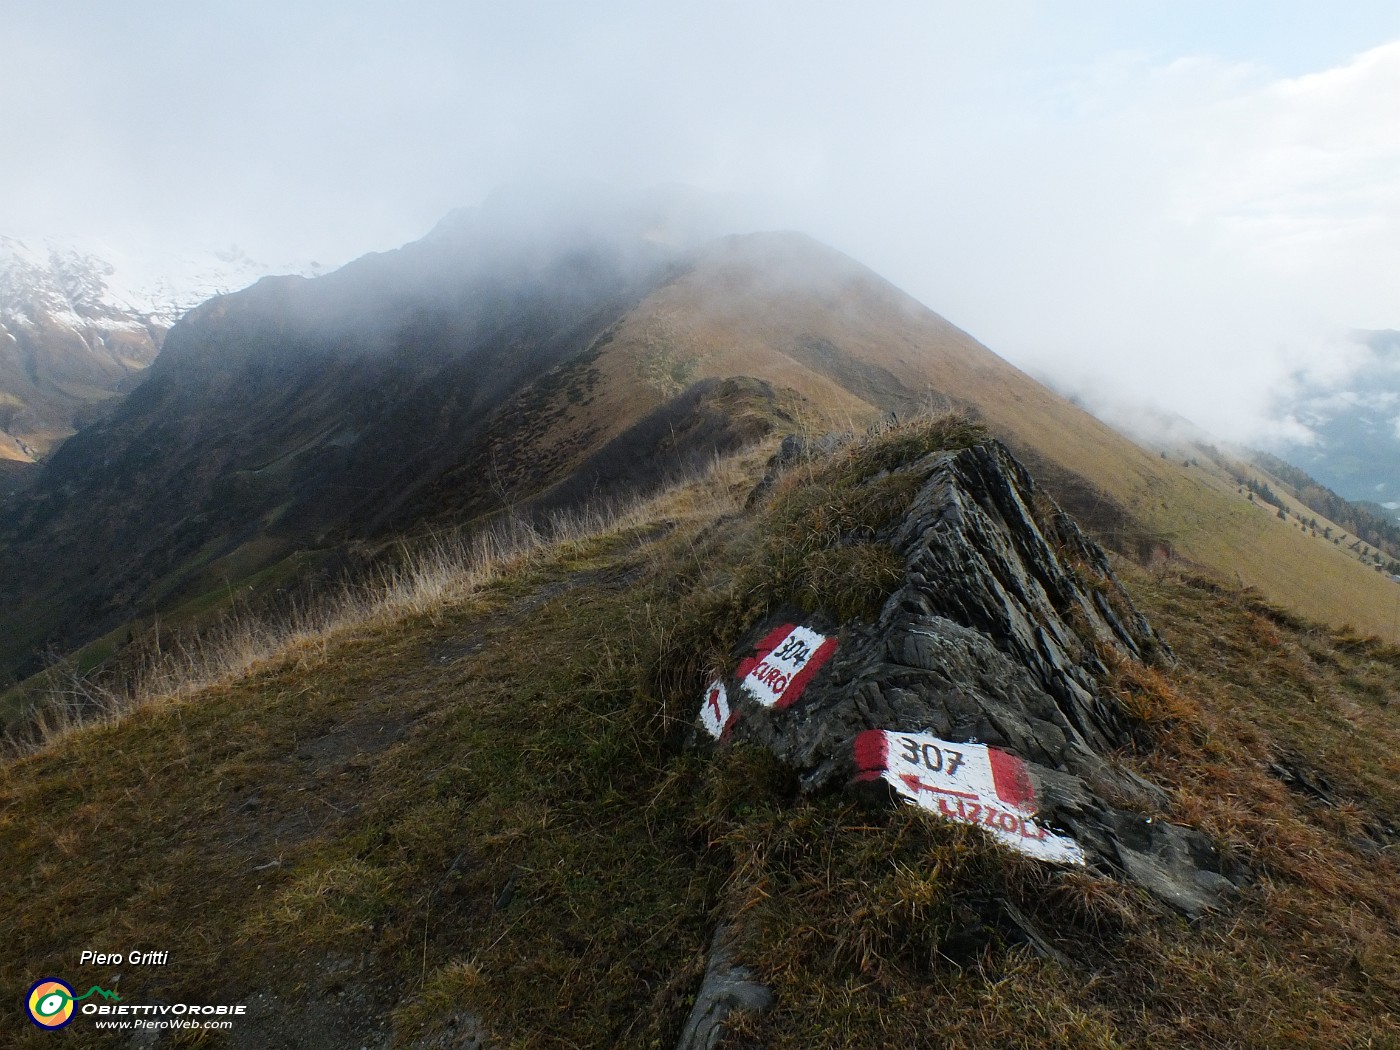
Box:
3 210 1399 699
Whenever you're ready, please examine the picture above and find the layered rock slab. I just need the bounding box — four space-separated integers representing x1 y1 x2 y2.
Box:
703 441 1244 917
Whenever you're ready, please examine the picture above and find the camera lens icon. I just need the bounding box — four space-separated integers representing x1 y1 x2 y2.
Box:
27 979 76 1029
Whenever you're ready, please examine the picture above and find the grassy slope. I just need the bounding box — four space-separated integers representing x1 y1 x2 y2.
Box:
0 315 161 458
2 421 1397 1048
582 233 1400 641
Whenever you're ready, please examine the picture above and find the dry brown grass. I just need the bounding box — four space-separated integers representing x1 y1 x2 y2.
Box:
3 448 764 760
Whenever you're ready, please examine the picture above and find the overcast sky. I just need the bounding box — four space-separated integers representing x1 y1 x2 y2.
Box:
4 1 1399 442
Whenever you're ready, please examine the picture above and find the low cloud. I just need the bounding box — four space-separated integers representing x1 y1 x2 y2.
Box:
2 5 1398 445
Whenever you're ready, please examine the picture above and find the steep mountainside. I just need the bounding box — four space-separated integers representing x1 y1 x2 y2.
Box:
0 238 165 465
0 204 775 683
502 232 1400 638
1247 450 1400 565
4 208 1399 691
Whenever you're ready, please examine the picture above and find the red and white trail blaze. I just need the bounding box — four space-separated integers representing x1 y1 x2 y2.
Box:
697 623 837 738
735 624 837 710
698 679 735 739
853 729 1085 865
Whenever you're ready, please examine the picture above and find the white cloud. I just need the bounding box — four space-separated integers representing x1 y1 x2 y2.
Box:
1170 42 1400 322
2 4 1399 447
832 39 1400 443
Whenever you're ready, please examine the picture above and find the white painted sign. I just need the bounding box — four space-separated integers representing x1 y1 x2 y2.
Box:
853 729 1085 865
736 624 837 710
698 679 735 739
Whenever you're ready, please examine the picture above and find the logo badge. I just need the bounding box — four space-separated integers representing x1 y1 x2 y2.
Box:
27 979 76 1029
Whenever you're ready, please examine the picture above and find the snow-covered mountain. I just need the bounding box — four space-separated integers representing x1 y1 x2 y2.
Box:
0 235 328 472
0 237 167 466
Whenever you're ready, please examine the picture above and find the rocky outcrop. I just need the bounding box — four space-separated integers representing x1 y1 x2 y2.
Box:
705 441 1245 916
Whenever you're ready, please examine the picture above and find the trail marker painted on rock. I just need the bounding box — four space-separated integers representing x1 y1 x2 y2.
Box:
735 624 837 710
853 729 1085 865
698 679 736 739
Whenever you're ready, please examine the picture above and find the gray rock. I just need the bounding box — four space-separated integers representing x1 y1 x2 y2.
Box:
712 440 1245 917
674 926 773 1050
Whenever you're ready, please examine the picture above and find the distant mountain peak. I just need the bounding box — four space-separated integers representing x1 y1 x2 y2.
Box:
0 237 168 463
1267 328 1400 516
0 236 119 324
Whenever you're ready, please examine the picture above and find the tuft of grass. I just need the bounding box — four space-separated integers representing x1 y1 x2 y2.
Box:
653 412 989 694
249 860 394 940
1107 653 1215 751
